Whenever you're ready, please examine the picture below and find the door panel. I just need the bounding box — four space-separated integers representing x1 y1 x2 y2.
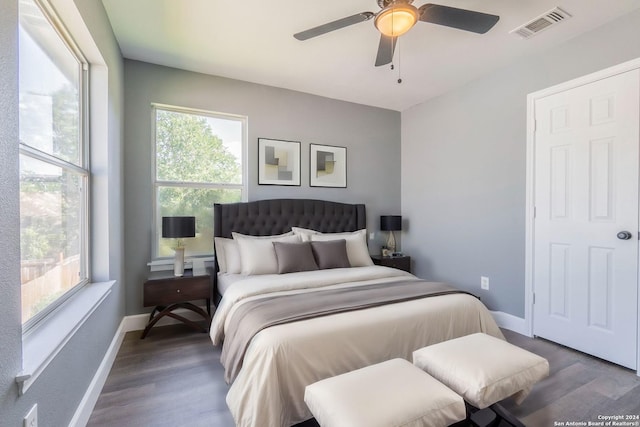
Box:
550 145 571 219
549 243 570 319
533 69 639 369
589 138 613 221
587 246 612 330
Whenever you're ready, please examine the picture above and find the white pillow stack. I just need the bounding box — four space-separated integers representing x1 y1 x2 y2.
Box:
232 232 300 275
215 228 373 275
214 237 241 274
292 227 373 267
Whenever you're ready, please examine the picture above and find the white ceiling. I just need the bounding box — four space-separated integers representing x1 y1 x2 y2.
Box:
101 0 640 111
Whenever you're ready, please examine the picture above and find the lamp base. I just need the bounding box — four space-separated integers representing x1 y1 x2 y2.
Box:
174 247 185 276
386 231 396 253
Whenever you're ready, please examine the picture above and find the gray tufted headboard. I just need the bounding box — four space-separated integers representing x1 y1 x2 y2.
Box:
212 199 366 301
213 199 366 238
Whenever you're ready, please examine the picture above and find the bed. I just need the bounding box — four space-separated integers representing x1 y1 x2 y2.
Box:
210 199 503 427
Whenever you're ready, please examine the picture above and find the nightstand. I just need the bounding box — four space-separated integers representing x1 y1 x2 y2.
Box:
141 269 212 339
371 255 411 273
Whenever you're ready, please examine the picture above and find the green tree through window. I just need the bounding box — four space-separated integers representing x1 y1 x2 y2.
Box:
154 107 245 257
19 0 89 326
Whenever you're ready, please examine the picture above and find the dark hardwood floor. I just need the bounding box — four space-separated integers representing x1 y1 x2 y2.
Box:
500 330 640 426
87 323 234 427
87 325 640 427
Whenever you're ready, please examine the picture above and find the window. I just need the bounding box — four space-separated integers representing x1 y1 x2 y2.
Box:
153 105 246 258
18 0 89 328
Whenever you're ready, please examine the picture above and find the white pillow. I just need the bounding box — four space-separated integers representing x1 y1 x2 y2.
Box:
226 244 242 274
232 232 300 275
309 229 373 267
214 237 242 274
231 231 294 240
292 226 320 242
214 237 229 273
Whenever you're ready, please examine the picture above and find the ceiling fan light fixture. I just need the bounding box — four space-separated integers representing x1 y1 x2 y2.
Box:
374 2 419 37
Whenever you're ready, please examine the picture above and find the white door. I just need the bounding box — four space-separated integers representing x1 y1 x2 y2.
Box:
533 69 639 369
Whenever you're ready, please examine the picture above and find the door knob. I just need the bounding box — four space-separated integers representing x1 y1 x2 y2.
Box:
617 231 633 240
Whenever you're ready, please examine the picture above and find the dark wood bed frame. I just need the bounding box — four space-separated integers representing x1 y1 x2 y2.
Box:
212 198 366 302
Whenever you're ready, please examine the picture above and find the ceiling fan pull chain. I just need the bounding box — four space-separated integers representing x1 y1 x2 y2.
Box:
390 6 395 72
397 38 402 84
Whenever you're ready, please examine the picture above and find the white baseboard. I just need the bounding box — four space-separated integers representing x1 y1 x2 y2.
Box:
491 311 529 336
68 317 127 427
70 307 209 426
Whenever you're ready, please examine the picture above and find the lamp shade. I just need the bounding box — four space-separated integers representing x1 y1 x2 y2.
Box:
162 216 196 238
380 215 402 231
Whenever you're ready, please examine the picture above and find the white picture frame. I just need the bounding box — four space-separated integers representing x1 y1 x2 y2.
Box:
258 138 301 186
310 144 347 188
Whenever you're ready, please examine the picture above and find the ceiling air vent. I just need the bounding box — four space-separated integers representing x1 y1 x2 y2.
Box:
510 7 572 39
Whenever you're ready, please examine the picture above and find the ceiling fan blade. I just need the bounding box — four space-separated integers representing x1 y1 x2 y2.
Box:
418 4 499 34
294 12 375 41
375 35 397 67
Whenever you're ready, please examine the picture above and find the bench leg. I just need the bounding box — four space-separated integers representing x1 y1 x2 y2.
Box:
489 403 525 427
470 408 498 427
459 402 525 427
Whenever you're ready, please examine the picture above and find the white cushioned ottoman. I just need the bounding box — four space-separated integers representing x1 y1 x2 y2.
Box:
413 333 549 410
304 358 466 427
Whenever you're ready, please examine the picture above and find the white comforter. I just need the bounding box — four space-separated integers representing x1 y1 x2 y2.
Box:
210 266 504 427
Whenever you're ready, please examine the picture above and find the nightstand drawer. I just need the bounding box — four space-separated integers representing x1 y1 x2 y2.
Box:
382 257 410 270
143 275 210 307
371 255 411 273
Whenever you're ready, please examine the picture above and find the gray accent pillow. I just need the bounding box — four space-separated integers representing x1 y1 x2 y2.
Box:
310 240 351 269
273 241 319 274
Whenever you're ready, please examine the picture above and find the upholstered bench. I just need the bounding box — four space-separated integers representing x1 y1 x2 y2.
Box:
413 333 549 426
304 358 466 427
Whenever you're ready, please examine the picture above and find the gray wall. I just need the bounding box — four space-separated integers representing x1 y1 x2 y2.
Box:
0 0 23 424
123 60 402 314
0 0 125 425
401 10 640 318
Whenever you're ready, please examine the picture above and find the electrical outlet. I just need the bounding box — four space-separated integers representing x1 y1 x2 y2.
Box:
369 232 375 240
24 404 37 427
480 276 489 290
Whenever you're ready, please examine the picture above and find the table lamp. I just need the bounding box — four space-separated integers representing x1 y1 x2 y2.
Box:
162 216 196 276
380 215 402 254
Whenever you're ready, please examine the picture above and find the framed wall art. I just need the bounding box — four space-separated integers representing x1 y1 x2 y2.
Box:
310 144 347 188
258 138 301 186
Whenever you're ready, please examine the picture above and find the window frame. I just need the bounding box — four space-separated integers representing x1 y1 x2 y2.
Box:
19 0 91 333
151 103 248 260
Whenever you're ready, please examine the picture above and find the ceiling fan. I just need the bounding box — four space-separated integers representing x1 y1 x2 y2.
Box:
293 0 500 67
